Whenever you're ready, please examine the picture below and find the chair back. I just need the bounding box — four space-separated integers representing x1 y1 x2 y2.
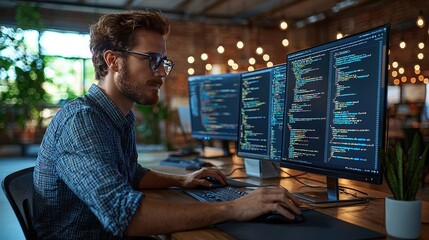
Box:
2 167 36 239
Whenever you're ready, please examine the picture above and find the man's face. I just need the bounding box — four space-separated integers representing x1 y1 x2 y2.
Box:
116 30 167 105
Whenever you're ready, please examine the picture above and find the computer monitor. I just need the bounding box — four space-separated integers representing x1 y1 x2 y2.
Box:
188 73 241 156
281 25 390 202
237 64 287 178
238 64 286 159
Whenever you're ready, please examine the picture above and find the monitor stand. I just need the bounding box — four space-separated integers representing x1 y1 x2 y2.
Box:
243 158 280 179
293 176 365 203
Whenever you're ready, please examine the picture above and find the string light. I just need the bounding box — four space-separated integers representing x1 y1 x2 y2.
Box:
416 12 425 28
267 62 273 67
236 40 244 49
232 63 239 70
248 66 254 71
263 54 270 61
418 42 425 49
393 79 400 85
336 31 343 39
188 68 195 75
256 46 264 55
418 53 424 59
399 40 406 49
282 38 289 47
248 57 256 65
227 59 235 66
187 56 195 64
391 71 398 77
392 61 399 68
398 67 405 74
411 77 417 84
414 65 420 71
205 63 212 71
401 76 407 82
280 19 288 30
415 69 421 74
201 53 208 61
217 45 225 54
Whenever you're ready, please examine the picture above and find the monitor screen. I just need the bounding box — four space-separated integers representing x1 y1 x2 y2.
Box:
237 64 287 161
281 24 390 191
188 73 240 141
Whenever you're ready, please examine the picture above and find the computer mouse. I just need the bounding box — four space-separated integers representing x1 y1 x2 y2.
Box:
204 176 226 188
255 211 305 224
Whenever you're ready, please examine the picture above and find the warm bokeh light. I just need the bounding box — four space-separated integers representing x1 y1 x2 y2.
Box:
393 79 400 85
282 38 289 47
417 15 425 28
236 40 244 49
401 76 407 82
256 46 263 55
418 42 425 49
418 53 424 59
425 78 429 84
415 69 421 74
217 45 225 54
411 77 417 83
188 68 195 75
205 63 212 71
187 56 195 64
391 71 398 77
232 63 239 70
419 75 425 81
280 20 288 30
267 61 273 67
263 54 270 61
249 57 256 65
399 41 406 49
336 32 343 39
248 66 254 71
201 53 208 61
398 67 404 74
414 64 420 71
228 59 234 66
392 61 398 68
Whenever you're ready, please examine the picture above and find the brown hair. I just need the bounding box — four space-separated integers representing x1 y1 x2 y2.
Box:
89 11 170 80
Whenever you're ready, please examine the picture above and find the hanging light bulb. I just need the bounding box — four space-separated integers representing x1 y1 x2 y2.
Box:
418 53 424 59
418 42 425 49
256 46 263 55
282 38 289 47
417 12 425 28
336 31 343 39
187 56 195 64
398 67 405 74
399 40 406 49
248 57 256 65
392 61 399 68
236 40 244 49
188 68 195 75
280 19 288 30
263 54 270 61
201 53 208 61
217 45 225 54
205 63 212 71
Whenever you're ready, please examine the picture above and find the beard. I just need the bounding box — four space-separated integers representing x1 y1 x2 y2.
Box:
116 65 159 105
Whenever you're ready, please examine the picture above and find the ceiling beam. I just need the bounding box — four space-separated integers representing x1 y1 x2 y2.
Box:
232 0 284 23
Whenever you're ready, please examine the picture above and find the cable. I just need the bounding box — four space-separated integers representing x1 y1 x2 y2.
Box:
224 167 246 177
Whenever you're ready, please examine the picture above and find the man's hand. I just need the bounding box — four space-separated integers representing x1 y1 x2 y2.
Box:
229 187 302 221
180 168 228 188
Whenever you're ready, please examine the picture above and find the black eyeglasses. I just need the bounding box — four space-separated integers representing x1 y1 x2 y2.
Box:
120 50 174 76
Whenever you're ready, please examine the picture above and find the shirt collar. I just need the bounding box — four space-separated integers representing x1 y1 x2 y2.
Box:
86 84 134 128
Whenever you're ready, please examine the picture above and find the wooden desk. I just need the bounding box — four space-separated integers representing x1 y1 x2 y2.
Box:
138 151 429 240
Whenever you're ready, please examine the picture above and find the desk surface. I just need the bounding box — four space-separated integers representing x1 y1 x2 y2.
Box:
138 151 429 240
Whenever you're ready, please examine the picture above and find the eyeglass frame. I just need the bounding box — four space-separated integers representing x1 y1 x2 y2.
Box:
118 50 175 76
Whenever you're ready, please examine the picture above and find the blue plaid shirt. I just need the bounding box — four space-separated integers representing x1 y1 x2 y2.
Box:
33 84 149 239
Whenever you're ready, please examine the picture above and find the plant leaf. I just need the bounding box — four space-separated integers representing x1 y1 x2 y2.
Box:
406 144 428 200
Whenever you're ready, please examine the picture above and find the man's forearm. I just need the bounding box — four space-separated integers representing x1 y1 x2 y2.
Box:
124 197 234 236
138 170 184 189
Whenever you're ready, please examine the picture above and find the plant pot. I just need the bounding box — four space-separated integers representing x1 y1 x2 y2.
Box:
385 196 422 239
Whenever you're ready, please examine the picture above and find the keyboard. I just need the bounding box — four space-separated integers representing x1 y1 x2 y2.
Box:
183 186 248 202
160 156 205 169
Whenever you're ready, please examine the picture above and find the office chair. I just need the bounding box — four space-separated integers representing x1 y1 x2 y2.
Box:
2 167 36 240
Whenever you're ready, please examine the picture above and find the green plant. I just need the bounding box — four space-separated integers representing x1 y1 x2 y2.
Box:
134 101 170 145
381 134 428 200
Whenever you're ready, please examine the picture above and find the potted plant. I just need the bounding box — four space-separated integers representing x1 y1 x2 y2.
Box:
381 133 428 239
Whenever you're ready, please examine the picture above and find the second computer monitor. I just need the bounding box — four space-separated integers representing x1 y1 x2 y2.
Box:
188 73 241 141
237 64 287 161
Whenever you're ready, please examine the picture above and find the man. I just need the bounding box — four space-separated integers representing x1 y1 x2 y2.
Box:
33 10 301 239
